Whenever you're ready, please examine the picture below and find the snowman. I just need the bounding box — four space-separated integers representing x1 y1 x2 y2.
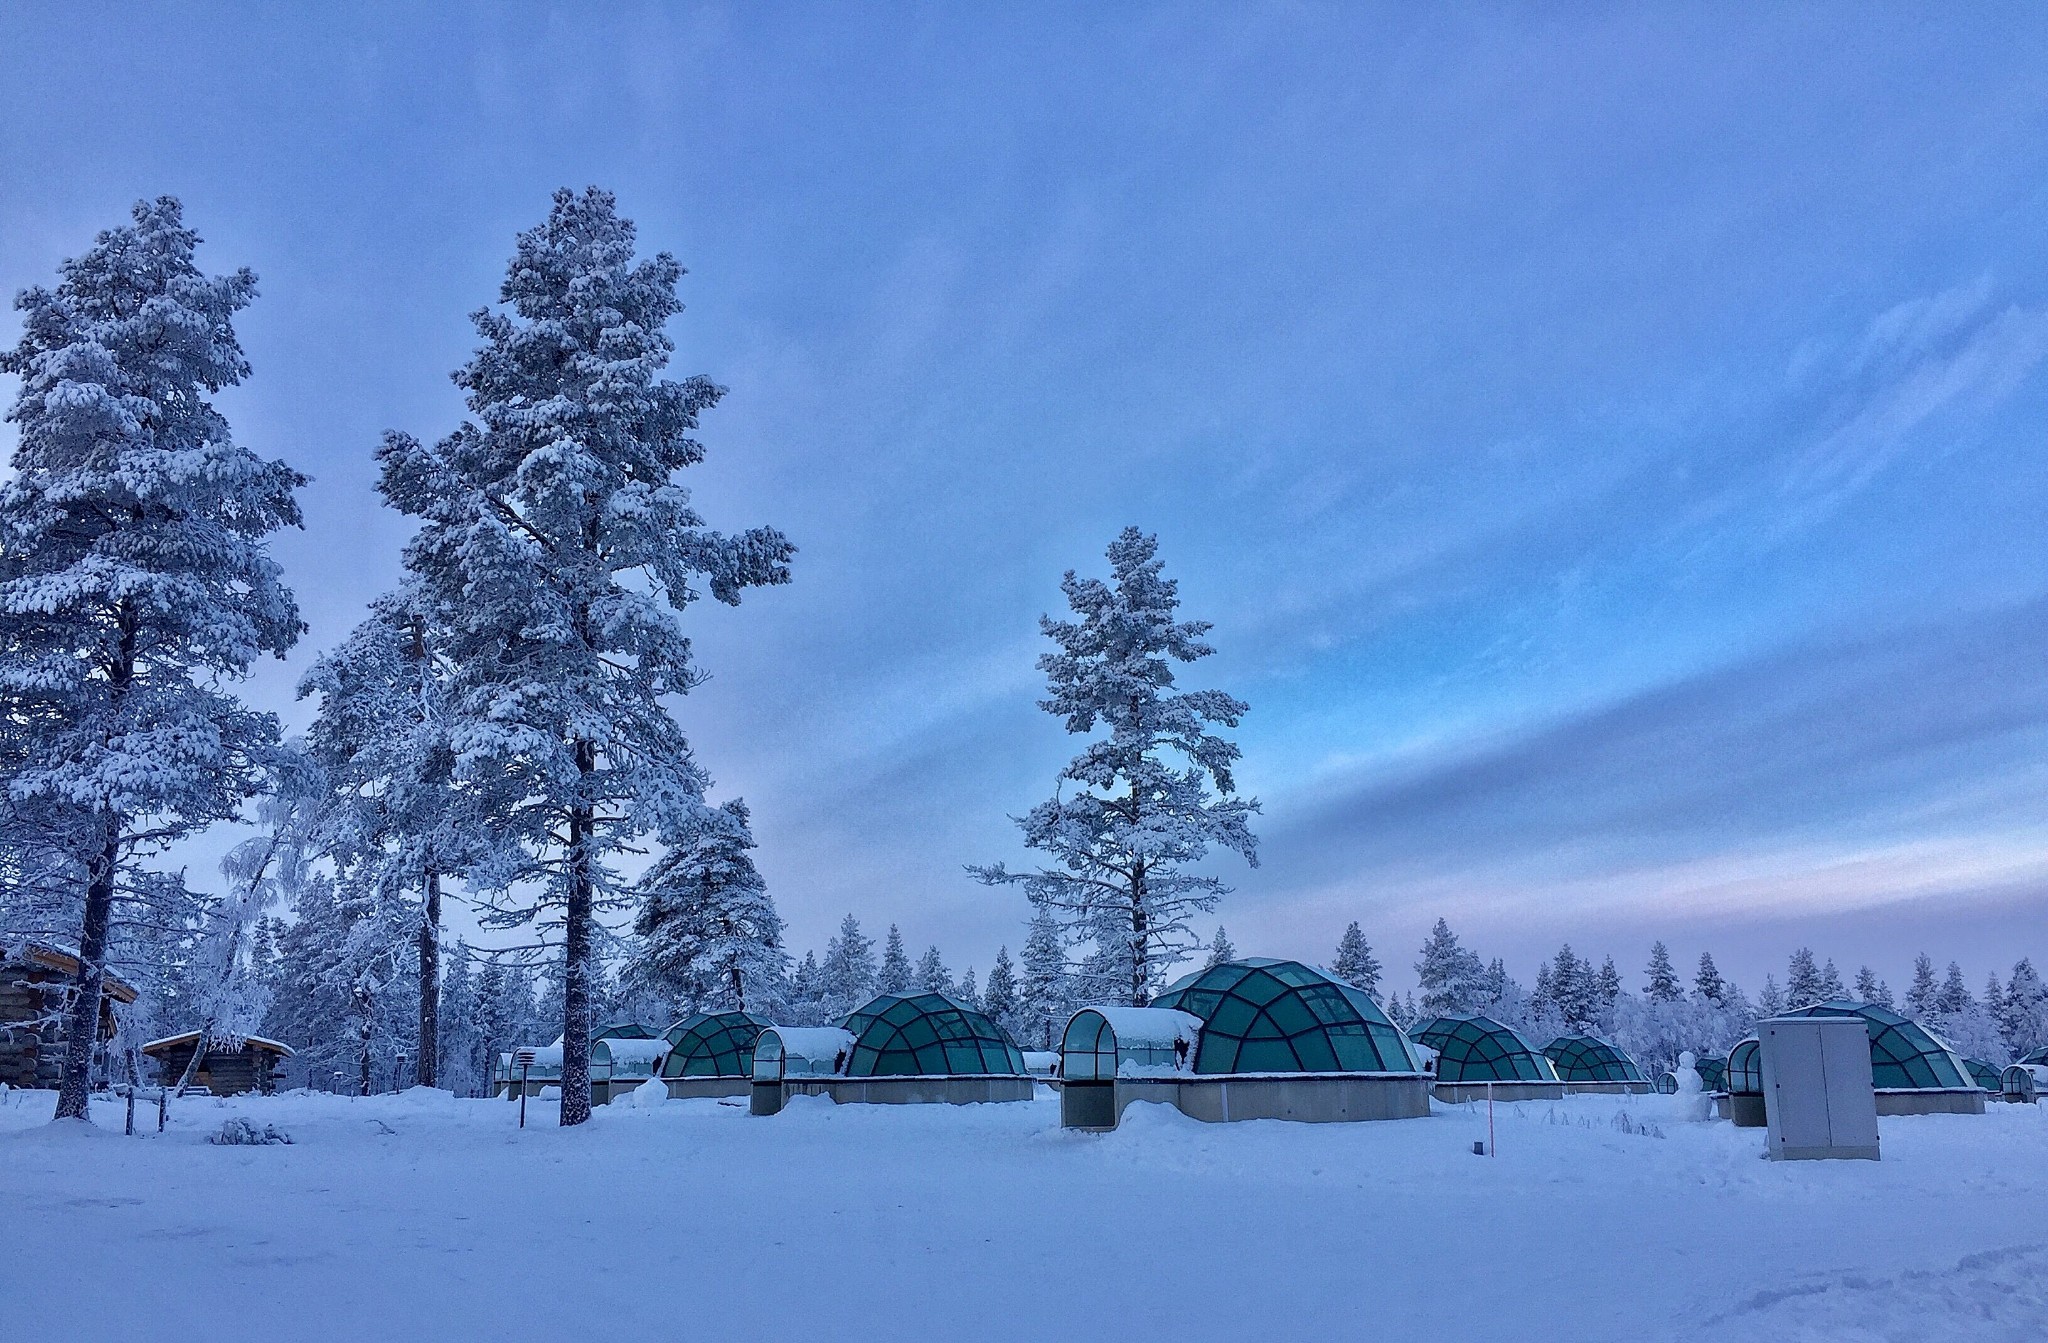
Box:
1670 1050 1713 1121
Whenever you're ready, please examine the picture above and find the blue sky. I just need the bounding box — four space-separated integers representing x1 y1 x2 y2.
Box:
4 5 2047 996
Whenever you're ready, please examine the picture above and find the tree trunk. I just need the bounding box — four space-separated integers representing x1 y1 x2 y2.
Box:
53 814 119 1121
730 962 746 1014
560 739 596 1127
354 984 374 1096
174 1019 214 1096
417 870 440 1088
1129 861 1149 1008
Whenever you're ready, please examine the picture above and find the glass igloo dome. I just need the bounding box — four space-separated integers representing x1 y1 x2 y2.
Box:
1148 958 1419 1074
839 993 1027 1077
660 1011 769 1079
1542 1035 1646 1083
1409 1015 1557 1083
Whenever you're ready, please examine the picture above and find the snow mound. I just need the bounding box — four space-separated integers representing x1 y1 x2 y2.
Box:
1706 1243 2048 1341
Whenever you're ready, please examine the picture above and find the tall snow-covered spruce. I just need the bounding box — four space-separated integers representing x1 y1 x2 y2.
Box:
626 798 786 1016
973 528 1258 1007
377 188 792 1125
300 583 490 1088
0 198 305 1120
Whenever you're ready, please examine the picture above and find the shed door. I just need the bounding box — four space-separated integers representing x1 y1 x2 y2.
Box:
1761 1021 1831 1155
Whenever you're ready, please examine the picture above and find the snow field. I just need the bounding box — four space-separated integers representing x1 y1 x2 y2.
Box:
2 1087 2042 1342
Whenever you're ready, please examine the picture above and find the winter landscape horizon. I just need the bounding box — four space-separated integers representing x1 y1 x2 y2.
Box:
4 7 2048 1343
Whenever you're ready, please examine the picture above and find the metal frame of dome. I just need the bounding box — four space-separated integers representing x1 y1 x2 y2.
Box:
1775 1001 1973 1091
1962 1057 2002 1092
1542 1035 1646 1083
1726 1038 1762 1093
2021 1046 2048 1067
1694 1054 1727 1093
839 993 1027 1077
660 1011 770 1079
1409 1015 1558 1083
1149 958 1419 1075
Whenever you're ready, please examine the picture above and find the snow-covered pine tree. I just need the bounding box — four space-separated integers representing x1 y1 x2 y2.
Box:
1017 909 1069 1049
1416 919 1487 1016
1644 942 1683 1003
260 867 413 1093
2002 959 2048 1057
819 915 876 1019
787 950 826 1026
1203 926 1236 970
1817 959 1845 1002
916 945 954 996
300 582 492 1088
879 926 913 994
1904 954 1939 1019
376 189 792 1125
984 946 1019 1038
971 529 1258 1006
470 957 528 1089
1853 965 1893 1007
1755 975 1785 1018
1546 946 1600 1033
1937 962 1971 1017
1332 922 1382 996
437 942 484 1095
957 967 980 1009
1596 956 1622 1016
1694 952 1726 1006
626 799 786 1016
0 198 305 1120
1785 948 1822 1008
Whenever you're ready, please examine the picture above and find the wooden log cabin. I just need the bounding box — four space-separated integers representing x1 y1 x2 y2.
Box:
0 943 139 1089
141 1032 294 1096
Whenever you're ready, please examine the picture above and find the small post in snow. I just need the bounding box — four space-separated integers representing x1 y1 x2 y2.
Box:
156 1088 167 1133
1488 1082 1495 1157
515 1048 536 1130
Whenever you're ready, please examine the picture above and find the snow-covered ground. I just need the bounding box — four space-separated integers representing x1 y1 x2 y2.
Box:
3 1086 2043 1342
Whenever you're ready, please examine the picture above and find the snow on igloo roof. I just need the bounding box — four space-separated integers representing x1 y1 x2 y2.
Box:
593 1038 669 1077
754 1026 855 1081
1149 958 1419 1075
1079 1006 1203 1048
1408 1015 1558 1083
1060 1007 1202 1081
838 993 1028 1078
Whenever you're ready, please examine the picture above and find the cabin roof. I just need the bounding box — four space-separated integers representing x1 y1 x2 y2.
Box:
141 1031 295 1058
7 943 140 1004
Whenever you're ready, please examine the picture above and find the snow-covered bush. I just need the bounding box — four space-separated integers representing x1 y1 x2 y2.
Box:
210 1118 292 1146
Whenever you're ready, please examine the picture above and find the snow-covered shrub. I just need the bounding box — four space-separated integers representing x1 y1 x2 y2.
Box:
210 1118 293 1146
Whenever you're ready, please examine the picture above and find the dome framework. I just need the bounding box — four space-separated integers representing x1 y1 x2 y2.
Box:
661 1011 770 1079
840 993 1027 1077
1149 958 1418 1075
1543 1035 1646 1084
1410 1015 1558 1083
1776 1001 1973 1091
